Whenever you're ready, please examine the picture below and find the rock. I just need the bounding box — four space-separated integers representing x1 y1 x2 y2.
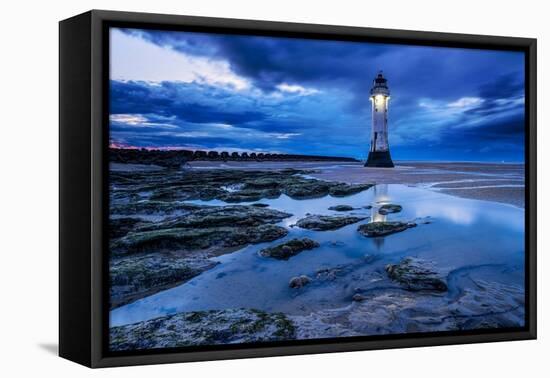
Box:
109 217 152 239
363 205 373 209
289 275 312 288
352 294 367 302
111 224 288 255
111 201 200 216
110 253 219 309
328 183 374 197
385 257 448 292
260 238 319 260
357 221 416 237
295 214 367 231
138 205 291 230
109 308 296 351
316 267 343 281
284 181 331 199
110 204 292 256
220 189 279 203
378 204 402 215
328 205 355 211
251 203 270 207
110 168 373 205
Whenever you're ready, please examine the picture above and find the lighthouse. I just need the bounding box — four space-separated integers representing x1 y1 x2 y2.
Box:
365 72 394 168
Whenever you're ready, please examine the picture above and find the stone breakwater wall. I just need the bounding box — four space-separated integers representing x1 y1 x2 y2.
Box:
110 148 358 168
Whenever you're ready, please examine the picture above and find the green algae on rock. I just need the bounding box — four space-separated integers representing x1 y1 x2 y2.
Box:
109 309 296 351
111 224 289 256
357 221 416 237
385 257 448 292
109 168 374 205
110 253 218 309
295 214 367 231
137 205 292 231
289 275 312 288
328 205 355 211
378 204 403 215
259 238 319 260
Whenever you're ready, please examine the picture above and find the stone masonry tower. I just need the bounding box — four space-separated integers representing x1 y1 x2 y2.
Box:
365 72 394 168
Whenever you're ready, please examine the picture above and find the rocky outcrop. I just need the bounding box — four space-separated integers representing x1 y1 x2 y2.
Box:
385 257 448 292
110 201 200 216
328 183 375 197
357 221 416 237
110 253 218 309
110 309 296 351
137 205 292 231
378 204 402 215
328 205 355 211
109 204 291 308
111 224 289 256
289 275 312 289
260 238 319 260
110 168 374 204
107 167 374 309
295 215 367 231
109 217 152 239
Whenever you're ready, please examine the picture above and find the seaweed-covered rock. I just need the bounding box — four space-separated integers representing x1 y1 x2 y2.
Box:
289 275 312 288
385 257 448 292
329 183 374 197
284 181 331 199
357 221 416 237
111 201 200 216
110 204 291 255
220 189 280 203
295 215 367 231
111 224 288 255
138 205 291 231
328 205 355 212
109 168 374 206
251 203 270 208
110 309 296 351
110 253 218 309
260 238 319 260
109 217 152 239
378 204 402 215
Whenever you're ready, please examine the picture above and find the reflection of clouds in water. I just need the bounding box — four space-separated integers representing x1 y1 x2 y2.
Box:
407 191 524 231
111 183 525 327
413 200 476 225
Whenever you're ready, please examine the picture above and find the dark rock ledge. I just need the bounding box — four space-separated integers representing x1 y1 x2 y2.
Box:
260 238 320 260
295 215 367 231
357 221 416 237
385 257 448 292
110 309 296 351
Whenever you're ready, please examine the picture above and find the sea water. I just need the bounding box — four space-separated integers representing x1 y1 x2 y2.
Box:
110 184 524 327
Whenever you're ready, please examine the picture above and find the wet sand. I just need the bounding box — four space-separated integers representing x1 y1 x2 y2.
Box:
189 160 525 208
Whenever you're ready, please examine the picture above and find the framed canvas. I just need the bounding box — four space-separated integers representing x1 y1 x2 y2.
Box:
59 10 537 368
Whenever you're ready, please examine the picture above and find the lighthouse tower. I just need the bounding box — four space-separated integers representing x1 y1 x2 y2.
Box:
365 72 394 168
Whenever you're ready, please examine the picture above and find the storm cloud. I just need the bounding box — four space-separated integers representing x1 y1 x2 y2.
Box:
109 28 526 162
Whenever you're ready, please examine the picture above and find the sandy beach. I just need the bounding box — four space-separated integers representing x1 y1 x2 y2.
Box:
188 161 525 208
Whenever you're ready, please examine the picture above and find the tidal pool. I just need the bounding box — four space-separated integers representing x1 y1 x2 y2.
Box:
110 184 525 328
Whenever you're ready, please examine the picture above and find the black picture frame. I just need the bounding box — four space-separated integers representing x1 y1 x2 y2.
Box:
59 9 537 368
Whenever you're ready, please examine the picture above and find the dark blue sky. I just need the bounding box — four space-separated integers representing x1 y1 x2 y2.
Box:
109 27 525 162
